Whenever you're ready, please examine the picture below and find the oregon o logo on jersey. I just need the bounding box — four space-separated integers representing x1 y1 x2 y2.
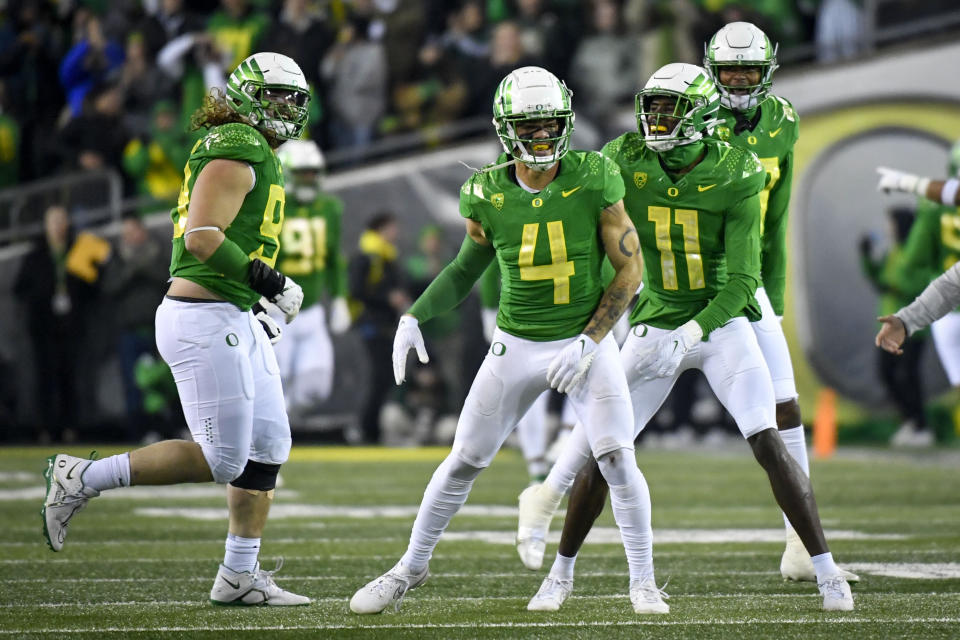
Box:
633 172 647 189
491 193 504 210
491 342 506 356
531 197 543 208
226 333 239 347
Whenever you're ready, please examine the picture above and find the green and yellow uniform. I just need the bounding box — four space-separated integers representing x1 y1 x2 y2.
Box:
458 150 625 341
713 94 799 316
601 134 766 334
275 194 345 308
894 198 960 311
169 122 285 310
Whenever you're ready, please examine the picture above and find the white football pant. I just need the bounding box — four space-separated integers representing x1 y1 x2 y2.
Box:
549 317 777 494
155 298 291 484
270 302 335 411
751 287 799 403
931 311 960 386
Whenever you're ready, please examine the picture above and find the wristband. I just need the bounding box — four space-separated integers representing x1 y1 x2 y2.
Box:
941 178 960 206
247 259 286 298
205 238 251 282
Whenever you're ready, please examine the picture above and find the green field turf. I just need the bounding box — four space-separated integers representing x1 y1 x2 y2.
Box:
1 444 958 639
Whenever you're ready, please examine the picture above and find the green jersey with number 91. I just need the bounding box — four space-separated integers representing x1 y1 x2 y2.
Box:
713 95 798 315
602 133 766 333
459 150 625 341
274 194 345 308
169 122 285 311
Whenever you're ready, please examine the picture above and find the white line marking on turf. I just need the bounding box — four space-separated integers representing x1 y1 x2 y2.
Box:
844 563 960 579
2 619 959 633
0 485 297 501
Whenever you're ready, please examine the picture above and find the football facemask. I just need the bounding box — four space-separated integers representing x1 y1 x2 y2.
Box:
227 52 310 141
492 66 574 171
636 63 720 152
704 21 778 111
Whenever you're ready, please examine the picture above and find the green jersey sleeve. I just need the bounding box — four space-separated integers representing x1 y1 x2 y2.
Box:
892 198 942 297
601 153 626 209
691 193 762 334
479 260 501 309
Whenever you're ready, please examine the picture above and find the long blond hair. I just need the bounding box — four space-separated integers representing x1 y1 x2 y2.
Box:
189 87 281 148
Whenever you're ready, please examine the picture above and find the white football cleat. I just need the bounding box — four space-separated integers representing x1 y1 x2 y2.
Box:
819 575 854 611
210 560 311 606
781 529 860 583
527 576 573 611
516 483 563 570
349 562 429 614
629 576 670 614
42 453 100 552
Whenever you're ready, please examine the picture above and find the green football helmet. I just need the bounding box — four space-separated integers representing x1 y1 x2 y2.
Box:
704 21 778 111
492 66 574 170
636 63 720 152
226 52 310 141
278 139 325 202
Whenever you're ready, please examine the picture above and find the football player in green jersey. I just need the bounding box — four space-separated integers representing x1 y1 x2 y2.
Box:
273 139 350 414
351 66 668 615
703 21 860 583
878 141 960 406
42 53 312 606
520 63 854 612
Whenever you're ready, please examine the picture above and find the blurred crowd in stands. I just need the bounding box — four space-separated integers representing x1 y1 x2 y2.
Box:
4 0 949 196
2 0 958 446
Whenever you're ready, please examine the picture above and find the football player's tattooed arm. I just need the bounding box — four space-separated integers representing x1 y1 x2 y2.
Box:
692 194 762 335
582 199 642 343
761 150 792 316
182 159 252 260
406 219 495 322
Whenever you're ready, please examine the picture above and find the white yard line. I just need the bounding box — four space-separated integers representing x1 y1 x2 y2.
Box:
2 618 959 634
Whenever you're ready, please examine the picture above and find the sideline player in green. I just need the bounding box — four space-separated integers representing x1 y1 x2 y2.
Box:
272 139 351 416
705 21 857 582
520 63 854 613
877 142 960 413
41 52 311 606
350 66 667 615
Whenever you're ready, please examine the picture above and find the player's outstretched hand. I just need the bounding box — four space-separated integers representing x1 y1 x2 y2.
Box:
876 167 929 197
547 334 599 394
252 300 283 344
269 275 304 323
636 320 702 379
875 315 906 355
393 315 429 385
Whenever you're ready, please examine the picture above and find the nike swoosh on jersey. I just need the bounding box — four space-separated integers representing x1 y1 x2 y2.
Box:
697 184 717 192
561 186 582 197
769 128 782 138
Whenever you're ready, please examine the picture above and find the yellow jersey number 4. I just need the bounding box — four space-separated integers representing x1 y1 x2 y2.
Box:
519 221 575 304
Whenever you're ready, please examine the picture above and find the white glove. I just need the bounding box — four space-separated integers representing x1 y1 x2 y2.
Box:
635 320 703 379
328 296 351 334
876 167 930 197
481 308 498 343
252 300 282 345
547 334 599 394
392 315 429 385
268 275 304 323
